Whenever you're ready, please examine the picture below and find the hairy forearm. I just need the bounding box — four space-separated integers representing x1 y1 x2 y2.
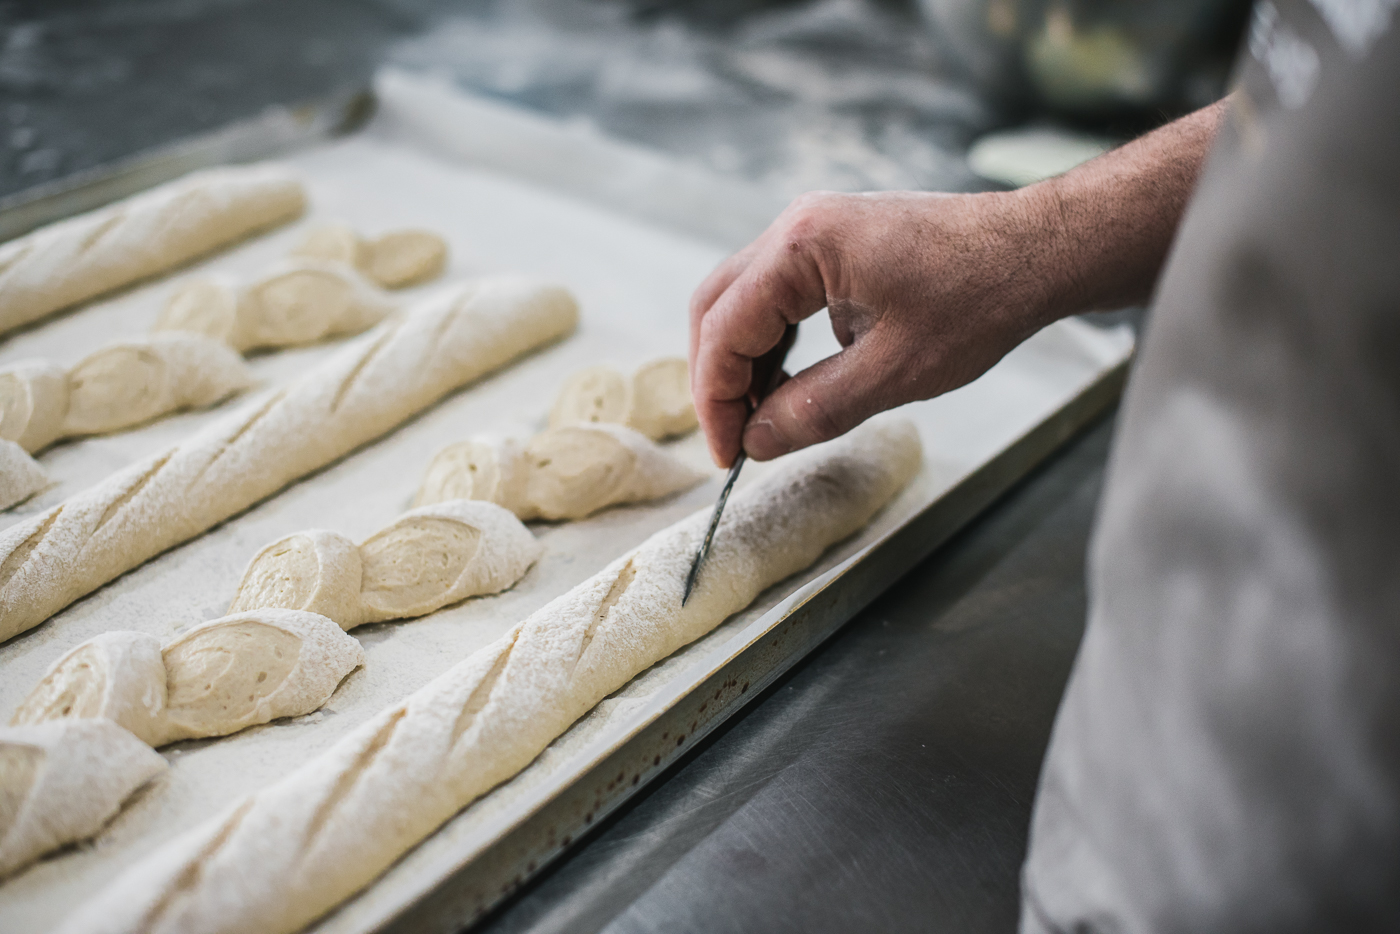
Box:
1018 97 1230 322
688 97 1231 465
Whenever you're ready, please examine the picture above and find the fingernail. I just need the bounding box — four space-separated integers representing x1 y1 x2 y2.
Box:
743 421 791 460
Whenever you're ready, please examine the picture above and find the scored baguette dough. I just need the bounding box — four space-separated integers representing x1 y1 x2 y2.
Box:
0 276 578 643
0 361 69 452
0 719 167 880
62 334 255 437
549 357 698 440
522 424 704 520
229 529 365 629
627 357 696 439
292 223 448 289
155 260 394 353
156 610 364 745
0 440 48 510
228 500 542 629
548 365 630 427
9 631 167 746
0 164 305 338
290 223 364 268
415 424 705 521
54 417 921 934
363 231 448 289
10 610 364 748
414 436 530 514
0 335 255 452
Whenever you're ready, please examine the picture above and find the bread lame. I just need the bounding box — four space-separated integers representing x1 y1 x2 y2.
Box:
683 322 798 605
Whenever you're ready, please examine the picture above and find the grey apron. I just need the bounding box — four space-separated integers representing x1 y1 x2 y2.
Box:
1020 2 1400 931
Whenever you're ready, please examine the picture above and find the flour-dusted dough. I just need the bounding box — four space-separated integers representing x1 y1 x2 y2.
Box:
236 260 392 351
0 360 69 452
0 719 166 880
362 230 448 289
54 418 921 934
292 224 448 289
416 425 704 521
228 529 364 627
357 501 540 623
229 501 541 629
0 164 306 338
290 223 364 268
156 260 394 353
412 436 531 513
152 274 241 345
10 611 363 748
627 357 697 439
0 335 254 453
11 632 168 746
548 365 630 429
0 440 47 510
155 610 364 745
549 357 698 440
522 424 704 520
62 334 255 438
0 276 578 642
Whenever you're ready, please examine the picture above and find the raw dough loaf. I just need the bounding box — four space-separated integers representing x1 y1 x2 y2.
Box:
413 435 530 514
155 260 394 353
0 360 68 452
548 365 629 428
10 632 167 746
549 357 698 440
10 610 364 748
62 334 255 438
415 424 705 521
0 335 254 453
229 501 541 629
292 223 447 289
156 609 364 745
627 357 697 439
0 719 166 880
53 418 921 934
0 276 578 643
0 164 305 338
0 440 47 510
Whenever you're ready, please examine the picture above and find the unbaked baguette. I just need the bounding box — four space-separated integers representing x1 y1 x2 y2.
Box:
228 500 543 629
11 610 365 747
0 277 578 642
0 719 167 880
0 440 47 510
413 423 706 520
0 334 256 453
153 259 395 353
54 417 920 934
0 164 306 337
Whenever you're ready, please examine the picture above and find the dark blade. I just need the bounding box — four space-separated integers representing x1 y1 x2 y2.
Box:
681 451 745 606
681 321 798 607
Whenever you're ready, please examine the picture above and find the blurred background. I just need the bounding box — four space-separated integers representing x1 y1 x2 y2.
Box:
1 0 1252 204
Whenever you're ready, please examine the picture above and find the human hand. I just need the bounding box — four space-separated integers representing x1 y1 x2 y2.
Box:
688 100 1228 467
688 188 1070 467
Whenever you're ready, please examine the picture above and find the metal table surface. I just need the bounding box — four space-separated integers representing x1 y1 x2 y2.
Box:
1 4 1117 931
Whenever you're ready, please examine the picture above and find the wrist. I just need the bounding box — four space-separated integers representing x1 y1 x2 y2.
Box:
993 182 1091 330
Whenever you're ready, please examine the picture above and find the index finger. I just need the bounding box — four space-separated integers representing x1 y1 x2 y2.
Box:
688 244 756 401
692 252 827 466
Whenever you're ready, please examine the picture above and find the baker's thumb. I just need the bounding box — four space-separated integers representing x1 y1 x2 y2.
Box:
741 347 886 460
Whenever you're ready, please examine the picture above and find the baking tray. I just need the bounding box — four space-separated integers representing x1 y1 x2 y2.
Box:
0 69 1134 934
